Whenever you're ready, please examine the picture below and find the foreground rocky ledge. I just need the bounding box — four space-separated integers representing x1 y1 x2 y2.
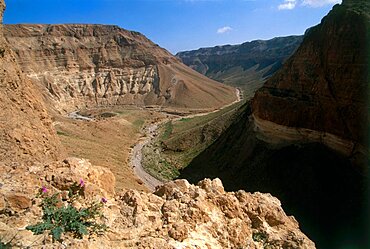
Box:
0 157 315 248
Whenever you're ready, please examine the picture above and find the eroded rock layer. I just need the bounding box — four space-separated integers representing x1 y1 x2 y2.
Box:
4 24 237 112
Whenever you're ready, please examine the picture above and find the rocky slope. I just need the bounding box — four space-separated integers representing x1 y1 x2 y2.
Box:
0 2 62 164
180 1 369 248
0 1 314 248
0 158 315 248
177 36 303 98
4 24 236 113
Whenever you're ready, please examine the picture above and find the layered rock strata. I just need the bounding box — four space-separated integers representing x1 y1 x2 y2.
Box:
4 24 237 113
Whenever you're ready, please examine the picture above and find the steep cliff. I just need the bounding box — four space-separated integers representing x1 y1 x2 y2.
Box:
4 24 237 113
181 1 369 248
0 2 62 164
177 36 303 98
252 0 369 165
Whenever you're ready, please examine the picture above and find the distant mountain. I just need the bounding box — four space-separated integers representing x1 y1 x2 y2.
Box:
4 24 237 113
180 1 369 248
176 35 303 99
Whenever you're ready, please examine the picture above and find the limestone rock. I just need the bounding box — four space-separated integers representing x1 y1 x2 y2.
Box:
0 161 316 249
5 193 32 212
179 1 369 248
0 1 315 248
0 195 6 212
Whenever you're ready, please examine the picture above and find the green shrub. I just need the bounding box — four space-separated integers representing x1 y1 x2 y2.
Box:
0 232 16 249
0 240 12 249
26 181 107 242
252 231 267 243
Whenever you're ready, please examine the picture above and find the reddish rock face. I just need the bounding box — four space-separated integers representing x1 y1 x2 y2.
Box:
252 0 369 146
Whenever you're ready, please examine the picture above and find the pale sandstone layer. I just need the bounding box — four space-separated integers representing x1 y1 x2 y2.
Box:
4 24 237 113
252 114 367 157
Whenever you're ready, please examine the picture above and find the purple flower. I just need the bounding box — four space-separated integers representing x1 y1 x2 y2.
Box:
101 197 107 204
79 179 85 187
41 186 48 193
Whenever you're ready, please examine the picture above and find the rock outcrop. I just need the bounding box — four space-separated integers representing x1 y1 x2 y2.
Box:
0 1 62 164
4 24 237 113
180 1 369 248
0 161 315 249
177 36 303 98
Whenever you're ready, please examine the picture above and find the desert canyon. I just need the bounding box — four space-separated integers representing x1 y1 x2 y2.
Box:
0 0 368 248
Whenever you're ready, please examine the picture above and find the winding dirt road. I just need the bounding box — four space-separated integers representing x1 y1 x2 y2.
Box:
131 123 164 191
131 88 242 191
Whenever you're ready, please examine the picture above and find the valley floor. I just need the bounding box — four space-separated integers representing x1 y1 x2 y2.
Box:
55 88 243 192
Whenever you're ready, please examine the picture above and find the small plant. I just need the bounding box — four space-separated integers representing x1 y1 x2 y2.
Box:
0 233 16 249
26 180 107 242
252 231 267 243
0 240 12 249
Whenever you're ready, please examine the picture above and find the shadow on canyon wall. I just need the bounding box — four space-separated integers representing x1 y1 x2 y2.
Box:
179 104 369 249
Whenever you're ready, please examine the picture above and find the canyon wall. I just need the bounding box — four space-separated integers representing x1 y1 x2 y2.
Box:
252 0 369 164
4 24 237 113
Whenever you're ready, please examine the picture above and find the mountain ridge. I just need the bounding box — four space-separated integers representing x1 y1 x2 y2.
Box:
176 35 303 98
4 23 237 113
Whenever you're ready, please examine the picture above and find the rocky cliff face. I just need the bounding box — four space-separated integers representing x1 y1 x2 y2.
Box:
0 1 62 164
252 0 369 164
4 24 236 113
177 36 303 98
181 1 369 248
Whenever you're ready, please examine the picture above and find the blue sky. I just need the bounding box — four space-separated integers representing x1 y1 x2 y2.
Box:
4 0 341 53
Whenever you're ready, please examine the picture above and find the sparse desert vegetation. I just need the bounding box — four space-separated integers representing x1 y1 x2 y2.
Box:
142 99 245 181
